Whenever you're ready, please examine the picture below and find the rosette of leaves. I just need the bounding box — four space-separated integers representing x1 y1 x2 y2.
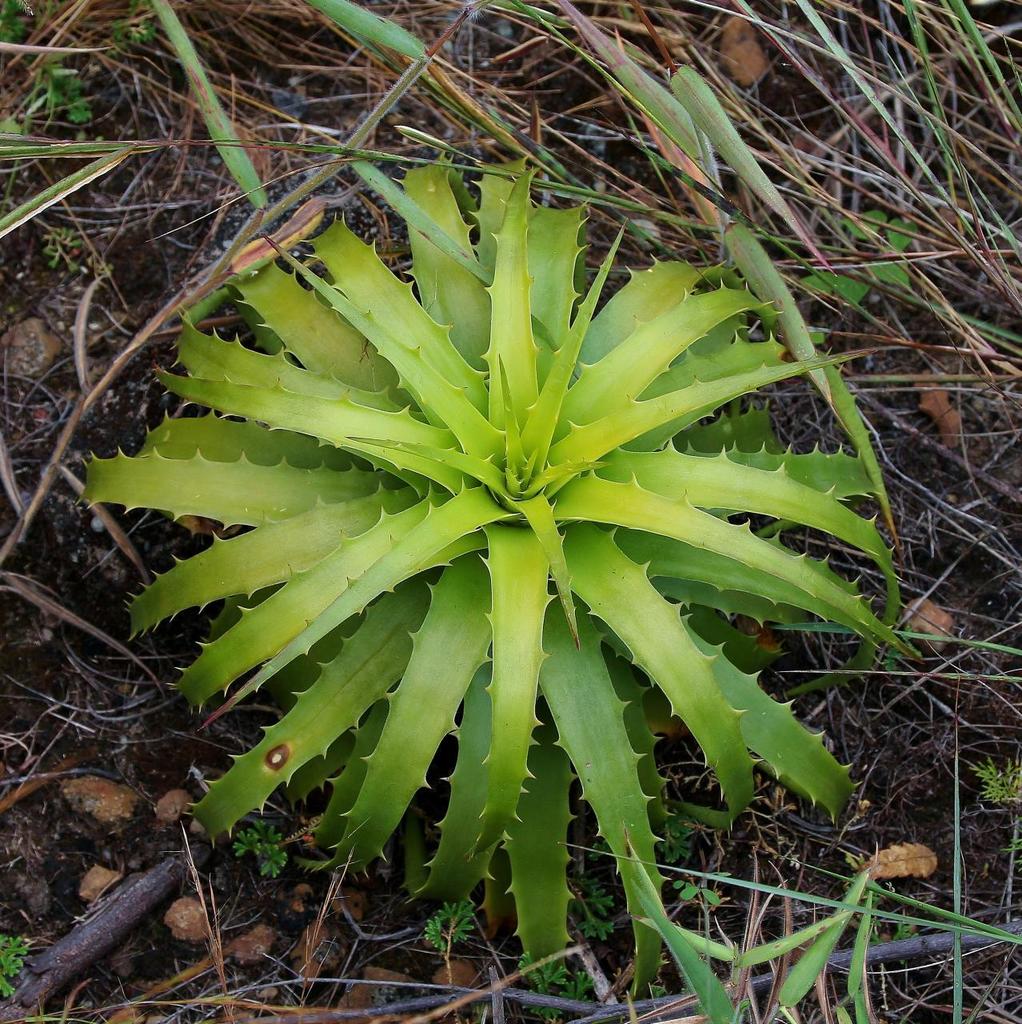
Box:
86 166 903 984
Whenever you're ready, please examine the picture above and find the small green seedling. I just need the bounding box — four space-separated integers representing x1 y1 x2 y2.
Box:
423 899 475 955
805 210 912 305
0 0 28 43
232 820 288 877
42 226 85 272
113 0 157 48
37 60 93 125
570 876 616 940
519 954 594 1020
0 935 29 999
673 881 723 908
975 757 1022 805
660 817 695 865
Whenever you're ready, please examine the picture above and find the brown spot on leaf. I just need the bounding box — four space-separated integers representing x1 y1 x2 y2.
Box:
265 744 290 771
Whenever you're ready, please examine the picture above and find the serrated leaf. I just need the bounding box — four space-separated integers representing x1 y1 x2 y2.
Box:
277 234 499 459
404 163 491 368
130 489 415 633
726 223 895 537
485 173 539 428
505 720 574 958
140 412 350 470
556 476 903 651
686 625 853 818
328 555 492 866
563 524 754 821
178 497 435 703
550 352 853 467
527 204 584 346
581 259 701 365
420 667 495 898
478 525 550 849
194 581 429 837
522 230 621 472
563 287 765 426
540 607 663 990
238 488 508 708
233 262 397 391
86 450 381 527
602 447 898 612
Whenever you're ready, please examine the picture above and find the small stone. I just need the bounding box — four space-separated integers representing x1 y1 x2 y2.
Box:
1 317 62 377
363 965 416 987
290 920 344 980
154 789 191 824
288 882 315 913
336 981 374 1024
79 864 122 902
333 886 367 921
61 776 138 825
164 897 207 942
907 598 955 652
226 923 276 964
431 959 479 987
109 946 135 978
719 16 769 87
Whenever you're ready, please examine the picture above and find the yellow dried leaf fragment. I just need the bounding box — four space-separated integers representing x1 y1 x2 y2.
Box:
867 843 938 879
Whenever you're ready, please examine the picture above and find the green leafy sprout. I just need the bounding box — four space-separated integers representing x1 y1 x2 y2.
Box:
37 60 93 125
41 225 84 272
804 210 912 306
232 819 288 878
0 934 29 999
85 164 905 987
0 0 27 44
519 953 594 1020
660 816 695 865
975 757 1022 805
423 899 475 955
113 0 157 48
570 876 616 941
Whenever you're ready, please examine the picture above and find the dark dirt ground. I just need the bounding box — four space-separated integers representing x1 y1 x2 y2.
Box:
2 3 1022 1022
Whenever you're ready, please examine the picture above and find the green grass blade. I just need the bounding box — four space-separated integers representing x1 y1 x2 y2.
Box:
150 0 267 208
0 149 132 242
616 848 734 1022
303 0 424 58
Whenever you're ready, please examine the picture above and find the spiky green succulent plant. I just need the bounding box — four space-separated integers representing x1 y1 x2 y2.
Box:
86 166 902 983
